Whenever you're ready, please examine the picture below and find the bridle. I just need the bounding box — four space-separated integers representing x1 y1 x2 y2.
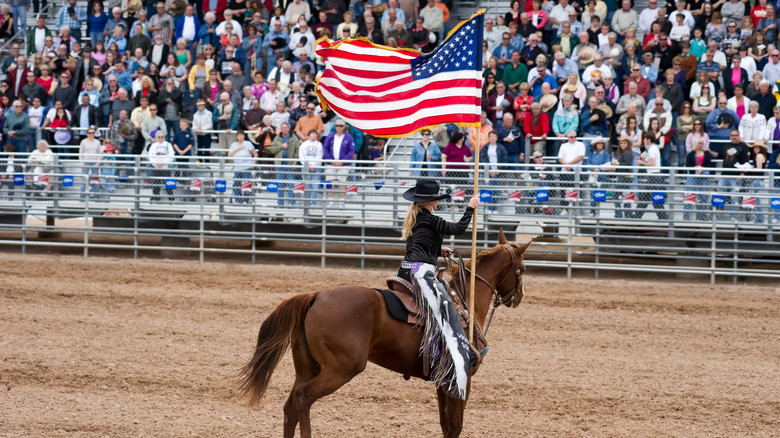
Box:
447 244 525 337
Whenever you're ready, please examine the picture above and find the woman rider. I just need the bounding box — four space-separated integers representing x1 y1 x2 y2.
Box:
397 179 486 400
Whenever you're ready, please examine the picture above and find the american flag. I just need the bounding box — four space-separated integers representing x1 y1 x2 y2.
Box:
314 12 484 137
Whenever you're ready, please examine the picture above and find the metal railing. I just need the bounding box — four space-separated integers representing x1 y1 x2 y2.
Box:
0 154 778 284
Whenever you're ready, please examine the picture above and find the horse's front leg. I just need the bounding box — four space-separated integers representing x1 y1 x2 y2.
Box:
435 379 471 438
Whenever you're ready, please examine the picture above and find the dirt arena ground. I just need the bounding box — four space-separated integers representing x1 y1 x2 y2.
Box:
1 253 779 437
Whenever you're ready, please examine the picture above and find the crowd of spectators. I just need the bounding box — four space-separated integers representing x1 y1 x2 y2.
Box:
0 0 777 220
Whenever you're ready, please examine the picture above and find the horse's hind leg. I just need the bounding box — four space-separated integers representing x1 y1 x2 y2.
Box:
435 379 471 438
283 336 320 438
294 365 365 438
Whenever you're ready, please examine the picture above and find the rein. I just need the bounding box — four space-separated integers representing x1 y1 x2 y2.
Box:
447 244 523 337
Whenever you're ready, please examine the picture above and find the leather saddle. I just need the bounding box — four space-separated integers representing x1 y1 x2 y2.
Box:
383 269 472 332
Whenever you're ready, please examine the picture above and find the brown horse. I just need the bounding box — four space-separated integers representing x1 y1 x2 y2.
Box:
238 230 531 437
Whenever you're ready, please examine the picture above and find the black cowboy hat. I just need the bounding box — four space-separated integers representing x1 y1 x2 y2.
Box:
403 180 451 203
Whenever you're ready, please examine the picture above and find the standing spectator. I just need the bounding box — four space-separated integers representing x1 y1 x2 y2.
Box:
78 127 101 197
298 128 323 205
175 5 200 57
28 141 55 194
107 109 136 156
88 2 108 47
683 138 714 221
55 0 87 42
147 129 176 202
635 132 669 219
716 129 750 219
4 100 29 154
498 112 524 168
586 137 610 217
263 20 290 71
411 129 442 177
192 99 213 156
141 104 167 146
706 97 740 154
102 7 126 42
227 129 257 204
557 130 585 214
739 101 767 143
148 2 174 45
580 96 609 156
26 96 46 152
28 16 52 55
524 102 549 156
213 92 238 152
267 122 301 206
294 101 324 140
752 80 777 118
479 130 508 212
198 12 219 51
157 78 182 136
322 120 355 207
610 135 634 218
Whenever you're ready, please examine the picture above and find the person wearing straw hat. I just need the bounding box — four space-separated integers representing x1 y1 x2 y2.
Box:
397 179 484 400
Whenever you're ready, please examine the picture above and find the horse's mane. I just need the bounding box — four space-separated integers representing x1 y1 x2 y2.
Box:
452 243 517 277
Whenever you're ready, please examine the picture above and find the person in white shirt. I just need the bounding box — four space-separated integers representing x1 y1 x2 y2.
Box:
215 9 243 39
635 132 669 219
638 0 659 39
192 99 213 157
26 97 47 152
582 54 613 90
739 101 767 143
78 128 102 197
298 129 324 205
179 5 199 54
549 0 576 35
285 0 311 25
558 131 585 170
28 141 55 193
483 16 501 56
146 129 176 201
288 20 315 60
669 0 695 31
227 129 258 204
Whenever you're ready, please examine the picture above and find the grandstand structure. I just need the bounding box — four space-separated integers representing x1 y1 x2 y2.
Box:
0 0 777 283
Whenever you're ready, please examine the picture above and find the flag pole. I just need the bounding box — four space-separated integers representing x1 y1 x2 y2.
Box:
468 124 480 344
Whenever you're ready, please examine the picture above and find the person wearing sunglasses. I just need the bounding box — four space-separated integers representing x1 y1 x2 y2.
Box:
78 126 102 198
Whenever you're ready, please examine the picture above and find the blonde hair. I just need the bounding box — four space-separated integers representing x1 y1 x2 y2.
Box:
401 203 420 240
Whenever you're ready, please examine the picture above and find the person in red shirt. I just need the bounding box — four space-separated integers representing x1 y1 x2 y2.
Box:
523 102 550 155
750 0 768 28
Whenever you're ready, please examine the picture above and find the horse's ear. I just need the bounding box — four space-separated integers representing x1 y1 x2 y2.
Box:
518 240 532 254
497 228 508 245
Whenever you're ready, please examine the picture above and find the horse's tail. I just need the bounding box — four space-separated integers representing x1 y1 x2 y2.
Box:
238 293 316 406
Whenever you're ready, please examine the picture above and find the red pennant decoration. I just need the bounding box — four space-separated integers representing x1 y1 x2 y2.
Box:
508 190 521 202
189 179 202 192
683 193 696 205
452 188 465 201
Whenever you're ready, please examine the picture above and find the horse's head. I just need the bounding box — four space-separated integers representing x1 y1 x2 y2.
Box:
494 228 531 308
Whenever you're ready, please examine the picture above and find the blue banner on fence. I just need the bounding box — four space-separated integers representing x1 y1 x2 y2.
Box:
712 194 726 208
320 180 332 190
62 175 74 187
13 174 24 185
771 198 780 210
373 181 385 190
593 190 607 202
536 189 549 203
652 192 666 205
165 179 177 190
479 190 493 203
266 182 279 193
215 180 227 192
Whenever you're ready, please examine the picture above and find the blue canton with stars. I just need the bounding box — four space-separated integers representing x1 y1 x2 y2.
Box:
410 13 484 80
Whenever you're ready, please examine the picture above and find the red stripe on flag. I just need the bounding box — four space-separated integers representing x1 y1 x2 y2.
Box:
314 12 484 137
